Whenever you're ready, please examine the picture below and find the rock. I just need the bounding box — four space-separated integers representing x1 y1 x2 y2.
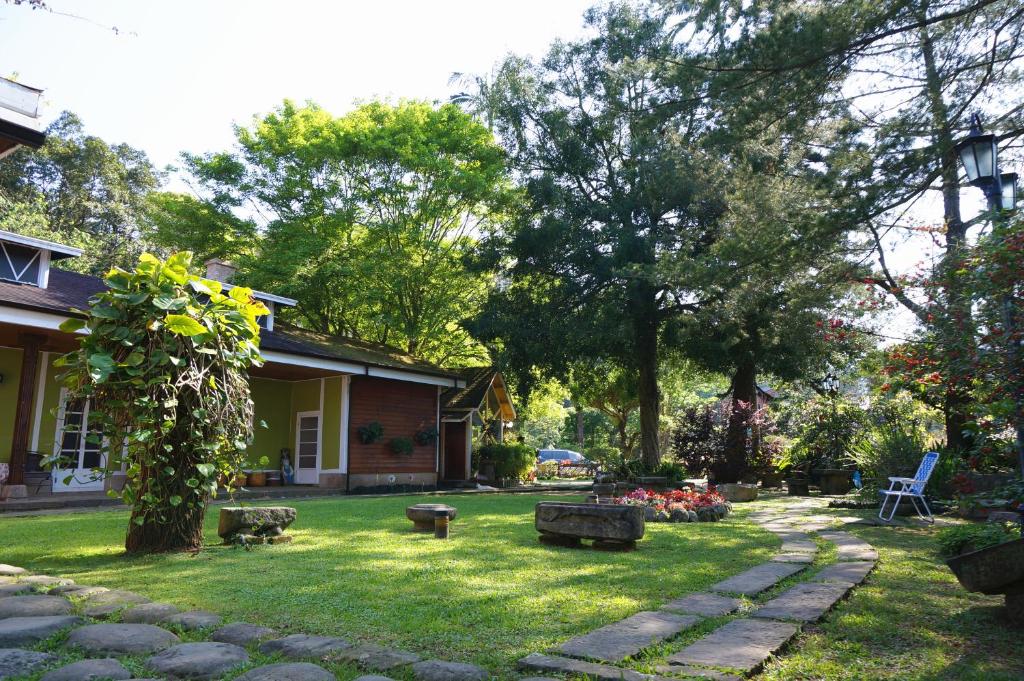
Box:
161 610 222 630
354 677 396 681
211 622 277 647
0 648 54 678
0 616 82 646
235 663 337 681
40 658 132 681
717 483 758 503
667 618 799 674
259 633 352 659
0 583 33 598
218 506 296 542
50 584 107 596
643 507 656 521
753 582 852 622
771 553 815 564
558 610 700 663
147 641 249 680
535 502 645 548
122 602 181 624
405 504 458 531
654 509 670 523
518 653 657 681
411 660 489 681
331 643 421 670
0 595 73 618
687 510 698 522
0 565 26 576
66 623 180 655
19 575 73 587
669 508 688 523
662 592 742 617
81 589 151 618
710 562 806 597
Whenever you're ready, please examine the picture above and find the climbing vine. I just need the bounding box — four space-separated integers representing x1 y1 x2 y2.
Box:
54 252 268 553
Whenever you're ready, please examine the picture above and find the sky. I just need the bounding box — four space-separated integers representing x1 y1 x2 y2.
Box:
0 0 595 170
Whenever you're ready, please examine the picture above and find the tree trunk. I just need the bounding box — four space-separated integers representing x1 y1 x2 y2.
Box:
631 290 661 471
717 360 757 483
124 466 207 553
575 404 585 449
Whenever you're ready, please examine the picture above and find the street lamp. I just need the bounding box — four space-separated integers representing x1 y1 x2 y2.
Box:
955 113 1022 483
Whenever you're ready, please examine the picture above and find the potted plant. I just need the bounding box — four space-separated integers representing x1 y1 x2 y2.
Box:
941 520 1024 624
358 421 384 445
390 437 414 456
791 398 865 495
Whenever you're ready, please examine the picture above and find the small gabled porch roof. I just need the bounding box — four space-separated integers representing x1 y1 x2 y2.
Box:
440 367 516 421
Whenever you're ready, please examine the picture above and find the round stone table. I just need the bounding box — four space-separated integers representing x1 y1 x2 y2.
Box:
405 504 457 531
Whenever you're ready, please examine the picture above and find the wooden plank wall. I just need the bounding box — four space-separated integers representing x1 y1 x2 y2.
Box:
348 375 438 474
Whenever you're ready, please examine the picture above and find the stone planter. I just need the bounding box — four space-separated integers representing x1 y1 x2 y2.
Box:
717 483 758 502
815 469 851 495
786 478 810 496
592 483 616 497
946 538 1024 624
406 504 457 531
535 502 644 550
247 471 267 487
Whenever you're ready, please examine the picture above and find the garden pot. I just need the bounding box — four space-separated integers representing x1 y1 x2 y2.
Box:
233 473 248 487
786 478 810 496
247 471 267 487
815 469 851 495
946 538 1024 624
265 470 282 486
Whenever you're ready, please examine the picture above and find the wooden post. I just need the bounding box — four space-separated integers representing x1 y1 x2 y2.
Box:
7 333 46 486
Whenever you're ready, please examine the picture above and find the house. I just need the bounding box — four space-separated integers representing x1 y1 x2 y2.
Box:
439 367 516 483
0 233 498 497
0 76 45 160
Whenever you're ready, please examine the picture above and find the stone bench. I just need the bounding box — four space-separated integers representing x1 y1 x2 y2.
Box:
405 504 457 532
535 502 644 550
218 507 296 544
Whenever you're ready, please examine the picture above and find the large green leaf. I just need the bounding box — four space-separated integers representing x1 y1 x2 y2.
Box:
164 314 207 337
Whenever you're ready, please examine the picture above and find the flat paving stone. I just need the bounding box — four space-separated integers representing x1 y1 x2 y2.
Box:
518 653 664 681
412 659 490 681
235 662 337 680
661 593 741 617
122 602 181 624
654 664 742 681
0 595 73 618
0 583 33 598
753 582 852 622
19 575 73 587
558 610 699 662
331 643 421 670
161 609 222 630
812 561 875 585
40 658 132 681
147 641 249 680
709 562 806 596
667 618 799 673
0 616 82 646
771 553 815 564
818 532 878 560
259 633 352 659
0 648 55 678
49 584 107 596
80 589 151 618
0 565 26 576
66 623 180 655
211 621 277 647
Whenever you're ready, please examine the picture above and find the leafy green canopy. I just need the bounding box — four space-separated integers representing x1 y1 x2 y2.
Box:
55 252 267 552
149 100 512 366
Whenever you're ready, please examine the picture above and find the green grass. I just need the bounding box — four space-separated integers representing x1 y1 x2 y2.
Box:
0 493 773 677
4 493 1022 680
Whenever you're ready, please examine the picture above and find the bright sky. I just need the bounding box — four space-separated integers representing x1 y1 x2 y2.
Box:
0 0 594 170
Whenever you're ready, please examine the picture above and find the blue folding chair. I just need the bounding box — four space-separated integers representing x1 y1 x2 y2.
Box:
878 451 940 523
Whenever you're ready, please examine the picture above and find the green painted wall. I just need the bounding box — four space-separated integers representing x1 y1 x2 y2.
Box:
0 346 23 464
250 378 291 469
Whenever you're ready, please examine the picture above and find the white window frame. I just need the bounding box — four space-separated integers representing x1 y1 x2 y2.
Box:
52 388 106 492
294 410 322 485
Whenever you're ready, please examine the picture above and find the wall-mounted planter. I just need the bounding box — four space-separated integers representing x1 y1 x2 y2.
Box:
358 421 384 444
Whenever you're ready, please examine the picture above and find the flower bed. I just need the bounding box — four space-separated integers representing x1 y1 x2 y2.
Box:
611 487 731 523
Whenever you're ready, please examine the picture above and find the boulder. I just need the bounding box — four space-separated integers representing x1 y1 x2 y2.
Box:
0 565 26 576
122 602 181 624
0 595 73 618
0 616 82 646
411 660 489 681
40 658 132 681
161 610 222 631
535 502 644 549
218 506 296 542
259 634 351 659
147 641 249 680
235 663 337 681
211 622 277 647
717 483 758 503
66 623 180 655
0 648 54 678
405 504 457 532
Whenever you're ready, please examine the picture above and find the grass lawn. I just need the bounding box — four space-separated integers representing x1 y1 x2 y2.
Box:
3 493 1023 680
0 493 773 677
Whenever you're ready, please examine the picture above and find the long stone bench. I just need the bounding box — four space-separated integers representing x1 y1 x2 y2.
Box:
535 502 644 551
218 507 296 544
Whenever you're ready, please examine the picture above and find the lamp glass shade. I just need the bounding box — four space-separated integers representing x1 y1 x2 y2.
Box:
1001 172 1018 211
957 133 998 186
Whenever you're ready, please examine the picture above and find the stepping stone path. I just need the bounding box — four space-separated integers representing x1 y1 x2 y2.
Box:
0 594 73 618
332 642 421 670
0 647 54 678
558 610 699 662
752 582 853 622
819 531 879 561
710 562 806 597
49 584 106 596
771 552 815 564
812 561 875 585
667 618 799 673
80 589 151 618
20 575 73 587
40 658 132 681
122 601 181 624
147 641 249 680
0 615 82 646
0 583 32 597
259 633 352 658
67 623 181 655
0 564 26 576
662 592 741 617
518 652 668 681
412 660 490 681
654 664 741 681
162 609 222 630
235 662 337 680
211 621 277 647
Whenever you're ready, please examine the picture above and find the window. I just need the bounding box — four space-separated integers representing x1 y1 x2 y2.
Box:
58 397 103 470
297 414 319 470
0 242 41 285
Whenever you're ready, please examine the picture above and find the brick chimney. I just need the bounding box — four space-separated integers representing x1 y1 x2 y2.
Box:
204 258 236 284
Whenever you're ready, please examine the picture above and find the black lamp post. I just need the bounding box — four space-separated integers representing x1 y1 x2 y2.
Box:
954 113 1023 480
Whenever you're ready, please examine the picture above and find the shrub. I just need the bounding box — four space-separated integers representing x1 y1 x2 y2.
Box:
358 421 384 444
478 442 536 480
537 459 559 479
938 522 1018 558
785 398 867 470
850 396 931 481
585 442 622 471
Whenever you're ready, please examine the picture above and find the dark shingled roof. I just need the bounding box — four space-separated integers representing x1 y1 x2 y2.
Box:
0 268 457 381
441 366 498 411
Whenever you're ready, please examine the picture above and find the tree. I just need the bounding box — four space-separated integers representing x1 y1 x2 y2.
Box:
159 101 509 366
0 111 161 274
54 252 267 553
571 362 641 458
473 4 731 469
